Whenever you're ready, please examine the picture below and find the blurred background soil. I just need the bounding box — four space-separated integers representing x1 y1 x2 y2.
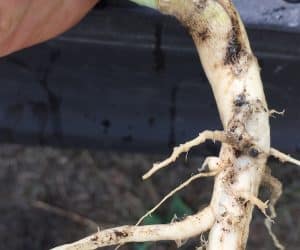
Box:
0 144 299 250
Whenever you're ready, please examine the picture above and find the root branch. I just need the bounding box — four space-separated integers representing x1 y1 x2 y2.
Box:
269 109 285 118
51 207 215 250
137 164 221 225
238 192 269 218
143 130 225 179
262 170 285 250
270 148 300 167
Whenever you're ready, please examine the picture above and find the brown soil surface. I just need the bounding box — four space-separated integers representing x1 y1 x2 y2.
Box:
0 145 299 250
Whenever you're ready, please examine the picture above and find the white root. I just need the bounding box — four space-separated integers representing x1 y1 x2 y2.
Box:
262 168 283 220
236 191 269 219
198 156 221 172
142 130 225 179
262 170 285 250
51 0 300 249
196 234 209 250
174 238 188 248
269 109 285 118
270 148 300 166
51 206 215 250
137 160 222 225
265 220 285 250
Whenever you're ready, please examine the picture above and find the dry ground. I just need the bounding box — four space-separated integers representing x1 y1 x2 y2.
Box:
0 144 299 250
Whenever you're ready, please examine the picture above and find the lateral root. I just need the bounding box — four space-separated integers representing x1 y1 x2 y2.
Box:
137 162 221 226
262 169 285 250
51 207 215 250
142 130 226 180
270 148 300 167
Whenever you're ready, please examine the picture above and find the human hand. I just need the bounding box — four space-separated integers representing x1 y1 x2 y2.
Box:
0 0 99 56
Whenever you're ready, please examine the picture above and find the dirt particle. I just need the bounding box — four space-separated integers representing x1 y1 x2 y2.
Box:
194 0 207 10
222 227 230 233
234 94 248 107
236 197 246 206
225 168 235 185
249 148 259 158
227 218 233 225
221 211 228 217
114 230 128 238
224 25 243 66
229 124 238 133
197 28 210 42
213 63 219 69
234 149 242 158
